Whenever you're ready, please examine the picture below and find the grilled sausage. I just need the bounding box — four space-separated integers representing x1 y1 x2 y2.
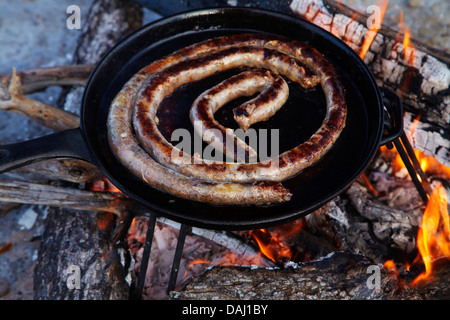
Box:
107 71 292 205
134 41 345 182
231 70 289 132
190 69 289 163
107 33 346 205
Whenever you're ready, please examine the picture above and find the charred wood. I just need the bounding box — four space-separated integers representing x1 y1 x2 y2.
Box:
33 207 130 300
171 252 450 300
342 181 422 262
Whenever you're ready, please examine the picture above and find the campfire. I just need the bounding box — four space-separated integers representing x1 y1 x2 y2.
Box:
0 0 449 300
124 109 450 299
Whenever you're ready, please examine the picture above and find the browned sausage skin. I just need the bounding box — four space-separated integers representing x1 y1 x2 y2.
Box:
107 68 292 206
231 70 289 132
107 33 346 205
190 69 289 163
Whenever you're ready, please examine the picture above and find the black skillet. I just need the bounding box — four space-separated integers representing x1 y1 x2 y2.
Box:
0 7 403 230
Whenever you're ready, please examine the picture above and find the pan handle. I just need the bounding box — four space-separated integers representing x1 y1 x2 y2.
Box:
378 88 403 147
0 128 93 174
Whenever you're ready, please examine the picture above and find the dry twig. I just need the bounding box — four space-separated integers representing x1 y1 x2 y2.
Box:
0 179 131 215
0 64 93 94
0 68 80 131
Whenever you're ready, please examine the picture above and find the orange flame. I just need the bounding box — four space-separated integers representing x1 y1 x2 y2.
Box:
399 11 416 65
390 148 450 181
382 115 450 180
250 228 293 263
403 27 411 54
359 0 389 59
379 114 450 284
412 185 450 285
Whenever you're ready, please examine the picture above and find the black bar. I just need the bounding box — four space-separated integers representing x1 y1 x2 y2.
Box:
399 132 433 196
167 224 190 294
135 213 157 299
393 137 430 204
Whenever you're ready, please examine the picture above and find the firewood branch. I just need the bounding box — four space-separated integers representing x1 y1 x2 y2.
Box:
3 158 104 184
0 179 132 215
0 68 80 131
0 64 93 94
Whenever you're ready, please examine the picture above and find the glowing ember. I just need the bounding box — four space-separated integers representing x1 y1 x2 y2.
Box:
183 252 263 278
127 217 148 256
359 0 388 59
383 259 398 275
413 185 450 285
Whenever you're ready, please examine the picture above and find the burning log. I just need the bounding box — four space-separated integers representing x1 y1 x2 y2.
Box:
171 252 450 300
157 217 275 269
343 181 421 262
